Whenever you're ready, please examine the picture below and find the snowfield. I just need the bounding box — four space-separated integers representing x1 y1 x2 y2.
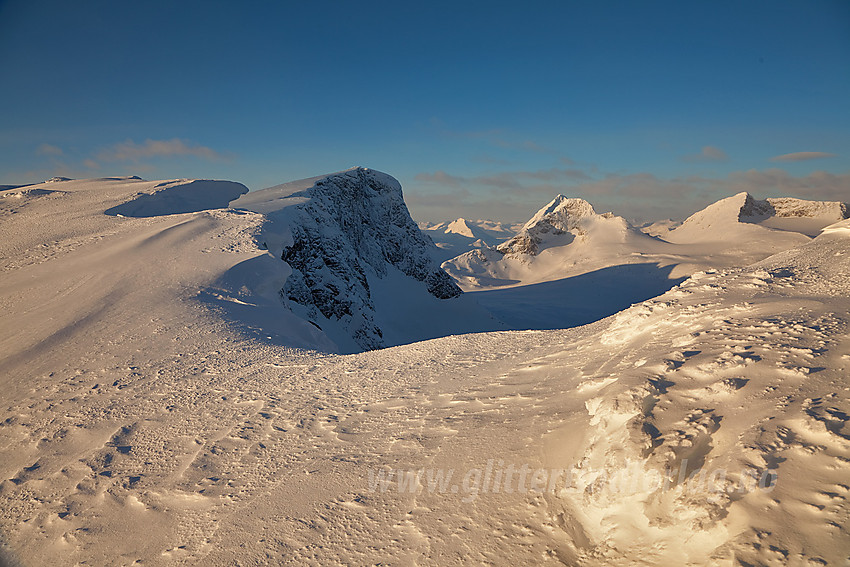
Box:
0 174 848 566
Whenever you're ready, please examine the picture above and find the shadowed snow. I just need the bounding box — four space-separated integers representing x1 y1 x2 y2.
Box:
105 179 248 217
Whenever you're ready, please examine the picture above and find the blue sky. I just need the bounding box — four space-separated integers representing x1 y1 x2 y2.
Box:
1 0 848 222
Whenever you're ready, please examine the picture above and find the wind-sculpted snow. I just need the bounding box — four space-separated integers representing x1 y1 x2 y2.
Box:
551 227 850 565
105 179 248 217
233 168 463 351
0 177 848 565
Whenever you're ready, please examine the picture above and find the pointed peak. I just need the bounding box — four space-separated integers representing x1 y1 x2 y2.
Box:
446 217 475 237
538 194 570 214
524 195 595 231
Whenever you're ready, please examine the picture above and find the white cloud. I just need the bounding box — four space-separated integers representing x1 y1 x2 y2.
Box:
769 151 837 162
97 138 228 162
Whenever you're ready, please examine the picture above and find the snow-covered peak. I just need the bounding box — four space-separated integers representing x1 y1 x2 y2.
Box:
233 167 462 351
445 217 475 238
674 192 754 230
520 194 596 232
669 192 849 241
417 218 517 263
497 195 599 255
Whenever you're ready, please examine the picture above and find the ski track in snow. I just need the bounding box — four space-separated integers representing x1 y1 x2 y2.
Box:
0 179 848 566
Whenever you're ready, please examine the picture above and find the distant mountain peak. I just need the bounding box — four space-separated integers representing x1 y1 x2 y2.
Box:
523 195 595 229
668 192 849 241
499 195 598 255
446 218 475 237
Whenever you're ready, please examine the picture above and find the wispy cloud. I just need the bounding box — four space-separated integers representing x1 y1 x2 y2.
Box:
97 138 229 162
725 168 849 200
681 146 728 162
36 143 63 156
769 151 836 162
432 121 573 162
472 155 513 166
415 167 590 190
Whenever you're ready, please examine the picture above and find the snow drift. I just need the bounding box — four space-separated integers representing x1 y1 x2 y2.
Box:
105 179 248 217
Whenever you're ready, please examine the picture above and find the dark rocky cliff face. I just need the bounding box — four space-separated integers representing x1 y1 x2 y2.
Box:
278 168 461 350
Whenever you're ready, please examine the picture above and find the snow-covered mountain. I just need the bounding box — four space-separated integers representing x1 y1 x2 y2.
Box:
418 217 516 263
667 191 848 242
439 192 849 331
231 167 499 351
497 195 598 255
445 191 848 292
639 218 681 237
2 174 848 565
443 195 677 289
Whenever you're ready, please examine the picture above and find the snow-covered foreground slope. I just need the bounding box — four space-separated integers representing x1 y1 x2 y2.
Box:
1 176 848 565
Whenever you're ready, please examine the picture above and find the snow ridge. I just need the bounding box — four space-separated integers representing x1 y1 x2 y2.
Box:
736 192 849 223
669 192 849 241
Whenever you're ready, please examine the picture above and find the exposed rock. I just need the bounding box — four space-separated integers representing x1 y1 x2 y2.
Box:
238 167 461 351
497 195 596 256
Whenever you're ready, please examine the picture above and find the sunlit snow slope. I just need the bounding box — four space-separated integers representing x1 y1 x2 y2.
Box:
0 177 848 566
